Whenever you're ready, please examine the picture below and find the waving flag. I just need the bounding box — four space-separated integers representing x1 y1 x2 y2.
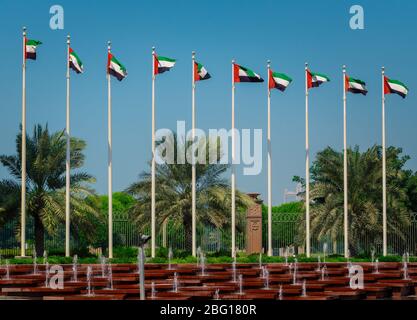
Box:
25 39 42 60
107 53 127 81
269 70 292 91
194 61 211 81
384 76 408 98
69 48 83 74
233 64 264 83
307 70 330 88
154 54 176 75
345 75 367 95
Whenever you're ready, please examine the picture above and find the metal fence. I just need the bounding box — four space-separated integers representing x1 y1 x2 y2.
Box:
1 213 416 257
263 212 417 256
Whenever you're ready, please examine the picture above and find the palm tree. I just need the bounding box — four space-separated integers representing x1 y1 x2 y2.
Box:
295 145 411 255
126 135 253 252
0 124 101 256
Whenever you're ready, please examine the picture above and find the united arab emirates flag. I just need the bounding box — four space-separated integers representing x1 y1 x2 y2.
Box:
269 70 292 91
25 39 42 60
107 53 127 81
307 70 330 88
194 61 211 81
384 76 408 98
345 75 367 95
233 64 264 83
69 48 83 74
154 55 176 75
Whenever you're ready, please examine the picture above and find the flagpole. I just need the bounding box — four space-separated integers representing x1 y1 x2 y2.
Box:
305 62 311 258
231 59 236 258
20 26 27 257
343 65 349 258
151 47 156 258
191 51 197 257
65 35 71 257
107 41 113 259
382 66 387 256
267 60 272 257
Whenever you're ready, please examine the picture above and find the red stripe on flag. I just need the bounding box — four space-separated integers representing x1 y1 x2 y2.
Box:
194 62 200 81
268 69 274 90
107 53 113 73
233 63 240 83
384 76 392 95
153 54 159 75
306 69 313 89
344 75 350 92
24 37 27 60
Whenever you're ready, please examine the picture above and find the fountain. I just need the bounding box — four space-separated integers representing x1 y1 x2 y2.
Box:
44 262 50 288
200 253 206 276
288 263 293 275
301 280 307 297
371 248 376 267
347 250 352 270
214 289 220 300
72 255 78 282
403 259 410 280
238 274 243 295
86 266 94 296
137 249 141 273
321 265 328 281
172 272 179 293
232 260 237 283
43 250 48 265
99 254 107 278
292 258 298 285
316 255 321 272
259 253 262 269
196 247 201 267
406 252 410 263
263 268 270 290
33 251 38 275
373 259 379 274
3 259 10 280
278 285 283 300
323 242 328 263
106 264 113 290
168 247 173 270
151 282 156 299
284 247 289 266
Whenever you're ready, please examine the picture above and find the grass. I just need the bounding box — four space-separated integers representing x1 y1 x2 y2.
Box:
1 253 416 265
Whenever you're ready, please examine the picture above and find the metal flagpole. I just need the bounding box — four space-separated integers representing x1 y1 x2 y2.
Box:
107 41 113 259
151 47 156 258
343 65 349 258
191 51 197 257
305 62 311 258
231 59 236 258
382 66 387 256
65 35 71 257
20 26 27 257
267 60 272 257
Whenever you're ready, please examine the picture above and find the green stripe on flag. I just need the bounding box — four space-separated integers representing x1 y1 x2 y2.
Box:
272 72 292 82
158 56 176 62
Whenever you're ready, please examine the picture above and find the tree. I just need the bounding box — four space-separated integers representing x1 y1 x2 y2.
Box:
0 124 101 256
126 135 253 252
294 145 413 255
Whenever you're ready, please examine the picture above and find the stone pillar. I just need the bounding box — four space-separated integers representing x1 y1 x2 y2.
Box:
246 193 263 254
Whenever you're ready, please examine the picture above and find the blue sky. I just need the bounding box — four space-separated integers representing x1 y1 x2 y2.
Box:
0 0 416 205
